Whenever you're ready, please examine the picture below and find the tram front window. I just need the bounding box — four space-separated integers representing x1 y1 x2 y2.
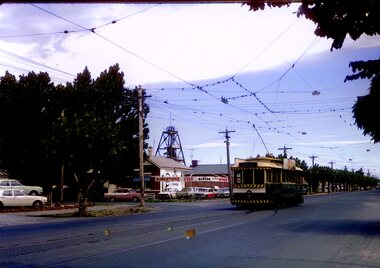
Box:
243 170 253 184
234 170 242 184
254 169 264 184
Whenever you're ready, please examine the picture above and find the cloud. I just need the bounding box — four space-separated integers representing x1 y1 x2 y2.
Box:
186 141 239 149
293 140 370 147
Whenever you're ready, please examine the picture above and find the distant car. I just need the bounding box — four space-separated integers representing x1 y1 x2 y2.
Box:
158 188 178 199
302 185 308 195
177 187 200 199
216 187 230 198
0 179 43 195
0 189 47 208
104 188 145 202
194 188 218 199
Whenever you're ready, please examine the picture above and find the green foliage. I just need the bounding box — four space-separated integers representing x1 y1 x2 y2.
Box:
0 71 58 188
305 165 378 192
0 64 150 215
353 74 380 142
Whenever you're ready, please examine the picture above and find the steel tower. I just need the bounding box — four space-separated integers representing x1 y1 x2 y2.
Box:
155 126 186 165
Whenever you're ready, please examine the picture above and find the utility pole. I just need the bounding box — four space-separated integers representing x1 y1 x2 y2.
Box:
138 86 145 206
309 155 318 167
329 161 335 169
278 145 292 158
59 109 65 205
219 128 235 198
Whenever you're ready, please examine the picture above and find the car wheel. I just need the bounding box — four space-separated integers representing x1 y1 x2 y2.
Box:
110 197 115 202
132 197 139 203
32 200 43 209
29 191 38 196
0 201 4 208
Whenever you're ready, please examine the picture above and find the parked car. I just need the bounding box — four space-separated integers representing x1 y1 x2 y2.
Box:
0 189 47 208
0 179 43 195
194 188 218 199
302 185 308 195
158 188 178 199
177 187 200 199
104 188 145 202
216 187 230 198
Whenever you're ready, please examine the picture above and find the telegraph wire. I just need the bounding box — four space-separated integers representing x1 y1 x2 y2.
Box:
27 5 370 165
232 17 299 78
30 4 219 98
0 48 75 78
27 5 331 122
95 4 161 29
1 4 161 39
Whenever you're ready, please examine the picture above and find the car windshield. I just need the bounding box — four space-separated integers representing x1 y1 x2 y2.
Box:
14 190 26 196
11 181 22 186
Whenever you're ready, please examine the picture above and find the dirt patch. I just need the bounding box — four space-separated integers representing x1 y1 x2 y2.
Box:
0 203 87 214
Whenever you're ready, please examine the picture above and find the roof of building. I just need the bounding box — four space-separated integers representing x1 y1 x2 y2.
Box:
186 164 231 175
146 156 192 171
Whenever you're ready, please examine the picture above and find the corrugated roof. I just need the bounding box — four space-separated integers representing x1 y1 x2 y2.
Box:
186 164 231 175
146 156 192 170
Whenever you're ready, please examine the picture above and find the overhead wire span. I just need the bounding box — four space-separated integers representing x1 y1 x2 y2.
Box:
232 17 299 78
25 4 366 164
1 4 161 40
0 48 75 78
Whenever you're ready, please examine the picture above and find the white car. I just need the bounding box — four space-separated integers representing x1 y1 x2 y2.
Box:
0 189 47 208
0 179 43 195
158 188 178 199
177 187 201 199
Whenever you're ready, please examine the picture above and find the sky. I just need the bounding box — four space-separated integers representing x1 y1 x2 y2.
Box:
0 3 379 177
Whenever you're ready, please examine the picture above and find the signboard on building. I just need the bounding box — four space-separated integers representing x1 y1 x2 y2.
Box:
155 176 180 182
186 176 228 182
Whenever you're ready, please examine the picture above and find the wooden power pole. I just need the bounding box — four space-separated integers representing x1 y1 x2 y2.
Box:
219 128 235 198
138 87 145 206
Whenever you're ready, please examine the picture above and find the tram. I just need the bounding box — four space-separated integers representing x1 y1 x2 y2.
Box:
230 156 305 208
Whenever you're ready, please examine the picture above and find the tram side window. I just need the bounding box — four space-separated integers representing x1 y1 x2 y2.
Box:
254 169 264 184
234 170 242 184
273 170 281 183
266 170 273 183
243 170 253 184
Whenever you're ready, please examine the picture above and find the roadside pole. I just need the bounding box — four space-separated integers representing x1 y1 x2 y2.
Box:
138 86 145 206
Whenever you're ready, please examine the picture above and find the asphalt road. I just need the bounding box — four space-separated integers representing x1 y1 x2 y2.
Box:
1 191 380 268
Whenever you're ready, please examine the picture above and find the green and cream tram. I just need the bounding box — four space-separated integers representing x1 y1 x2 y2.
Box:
231 156 305 208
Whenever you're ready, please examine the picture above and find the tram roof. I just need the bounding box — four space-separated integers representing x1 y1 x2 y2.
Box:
233 156 303 171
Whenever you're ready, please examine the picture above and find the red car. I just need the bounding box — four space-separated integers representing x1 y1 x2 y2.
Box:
194 188 218 199
104 188 145 202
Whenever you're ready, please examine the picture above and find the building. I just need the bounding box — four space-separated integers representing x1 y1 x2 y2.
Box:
184 161 230 188
137 155 192 197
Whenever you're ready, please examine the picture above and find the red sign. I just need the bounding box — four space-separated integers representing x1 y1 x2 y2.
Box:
155 177 180 182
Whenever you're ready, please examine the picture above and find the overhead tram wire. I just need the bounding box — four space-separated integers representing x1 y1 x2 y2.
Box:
231 17 300 79
30 4 276 126
0 48 75 79
1 5 161 40
226 36 321 107
30 4 222 101
29 4 346 149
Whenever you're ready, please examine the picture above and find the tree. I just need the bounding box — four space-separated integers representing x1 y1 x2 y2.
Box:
247 0 380 142
0 71 59 190
56 65 149 216
0 64 150 216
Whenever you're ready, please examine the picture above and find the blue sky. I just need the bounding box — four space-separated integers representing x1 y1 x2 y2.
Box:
0 3 379 177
